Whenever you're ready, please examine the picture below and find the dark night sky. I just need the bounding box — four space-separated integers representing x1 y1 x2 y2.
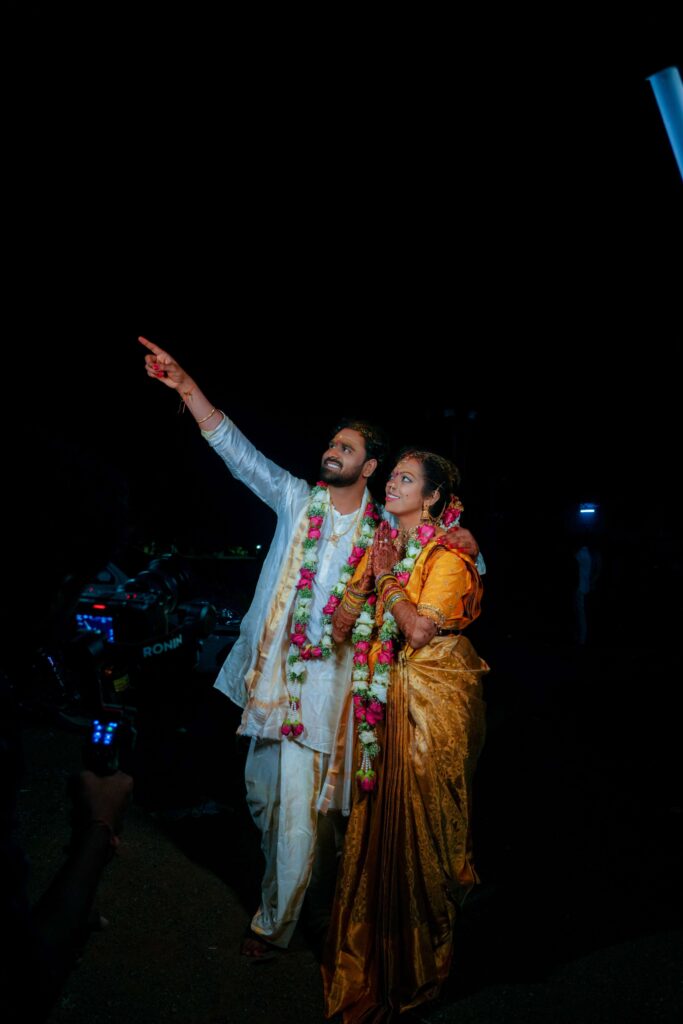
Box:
5 7 681 636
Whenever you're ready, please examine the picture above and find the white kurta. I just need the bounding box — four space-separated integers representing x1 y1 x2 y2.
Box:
203 413 365 756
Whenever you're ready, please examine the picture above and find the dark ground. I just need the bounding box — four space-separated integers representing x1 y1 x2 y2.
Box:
14 628 683 1024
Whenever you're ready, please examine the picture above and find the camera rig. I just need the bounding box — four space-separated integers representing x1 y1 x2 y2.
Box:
67 554 241 774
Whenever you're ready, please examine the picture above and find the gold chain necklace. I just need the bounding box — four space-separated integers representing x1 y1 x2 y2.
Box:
328 499 363 545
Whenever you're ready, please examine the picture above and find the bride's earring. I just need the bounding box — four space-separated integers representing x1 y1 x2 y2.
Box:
421 501 439 525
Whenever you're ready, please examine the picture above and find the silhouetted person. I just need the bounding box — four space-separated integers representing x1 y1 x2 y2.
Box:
574 541 602 646
0 435 133 1022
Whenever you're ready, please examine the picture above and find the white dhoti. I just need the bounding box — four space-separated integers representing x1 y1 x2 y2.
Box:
246 737 332 947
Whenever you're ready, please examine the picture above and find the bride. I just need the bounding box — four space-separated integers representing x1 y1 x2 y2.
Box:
322 448 489 1023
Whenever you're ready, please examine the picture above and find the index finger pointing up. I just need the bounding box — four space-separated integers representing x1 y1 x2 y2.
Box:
138 336 162 354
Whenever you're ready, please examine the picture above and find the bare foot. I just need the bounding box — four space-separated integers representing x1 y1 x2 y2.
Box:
240 931 278 961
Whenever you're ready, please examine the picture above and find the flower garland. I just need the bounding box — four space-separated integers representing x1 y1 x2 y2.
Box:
281 481 381 738
351 496 464 791
351 523 433 789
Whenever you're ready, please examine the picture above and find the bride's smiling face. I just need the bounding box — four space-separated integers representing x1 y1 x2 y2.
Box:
385 458 438 526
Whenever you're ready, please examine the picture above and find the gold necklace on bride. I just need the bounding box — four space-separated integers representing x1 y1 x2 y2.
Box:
328 499 363 545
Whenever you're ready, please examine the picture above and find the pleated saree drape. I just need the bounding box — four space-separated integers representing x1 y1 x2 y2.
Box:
323 633 488 1022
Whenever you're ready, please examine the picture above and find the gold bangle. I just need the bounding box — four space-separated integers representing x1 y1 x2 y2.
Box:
385 591 408 612
376 574 398 598
340 593 365 614
196 407 217 425
380 582 405 607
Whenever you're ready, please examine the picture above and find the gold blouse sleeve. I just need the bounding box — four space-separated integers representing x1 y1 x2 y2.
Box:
415 547 472 627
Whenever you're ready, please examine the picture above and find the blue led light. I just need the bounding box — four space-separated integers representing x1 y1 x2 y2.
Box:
91 720 118 746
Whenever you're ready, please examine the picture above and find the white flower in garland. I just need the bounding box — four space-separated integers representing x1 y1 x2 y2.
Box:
369 680 388 702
